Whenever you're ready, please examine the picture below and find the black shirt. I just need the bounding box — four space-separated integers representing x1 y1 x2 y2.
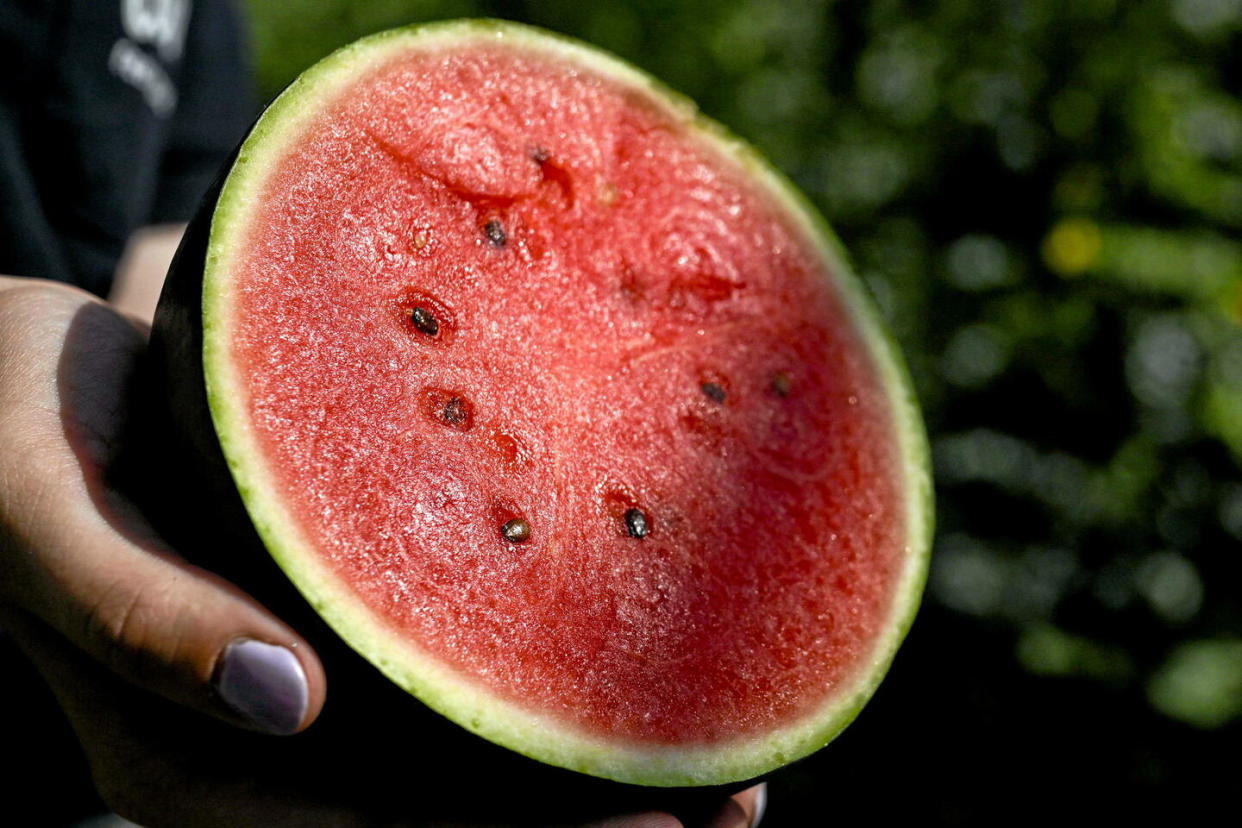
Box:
0 0 253 297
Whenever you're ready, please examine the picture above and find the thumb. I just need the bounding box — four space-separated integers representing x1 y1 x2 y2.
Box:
0 282 324 735
10 488 324 735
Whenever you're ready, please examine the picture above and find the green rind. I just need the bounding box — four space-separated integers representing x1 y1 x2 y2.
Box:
202 19 932 787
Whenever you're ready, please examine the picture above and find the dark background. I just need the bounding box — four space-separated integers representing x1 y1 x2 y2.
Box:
8 1 1242 824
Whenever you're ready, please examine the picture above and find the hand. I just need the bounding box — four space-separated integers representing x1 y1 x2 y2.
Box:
0 276 333 818
0 277 765 827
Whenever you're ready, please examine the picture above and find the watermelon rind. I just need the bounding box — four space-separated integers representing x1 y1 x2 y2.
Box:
200 19 932 787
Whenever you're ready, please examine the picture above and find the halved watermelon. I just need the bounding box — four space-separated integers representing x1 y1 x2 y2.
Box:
152 19 931 788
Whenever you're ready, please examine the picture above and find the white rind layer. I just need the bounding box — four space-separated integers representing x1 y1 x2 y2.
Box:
202 19 933 787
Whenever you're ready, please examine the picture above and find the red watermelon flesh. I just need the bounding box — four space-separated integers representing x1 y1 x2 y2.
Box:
199 22 928 785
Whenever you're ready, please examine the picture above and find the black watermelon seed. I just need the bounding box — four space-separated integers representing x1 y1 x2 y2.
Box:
771 372 793 397
624 508 650 539
442 397 468 426
701 382 727 403
502 518 531 543
484 219 507 247
410 306 439 337
531 146 550 164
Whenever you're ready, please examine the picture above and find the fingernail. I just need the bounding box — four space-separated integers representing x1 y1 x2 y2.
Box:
750 783 767 828
215 638 308 735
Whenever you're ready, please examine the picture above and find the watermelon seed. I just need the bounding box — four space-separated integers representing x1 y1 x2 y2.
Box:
484 219 507 247
442 397 469 426
410 306 440 337
701 382 727 404
624 508 650 539
401 292 454 343
531 146 550 164
421 388 473 429
771 372 793 397
502 518 532 543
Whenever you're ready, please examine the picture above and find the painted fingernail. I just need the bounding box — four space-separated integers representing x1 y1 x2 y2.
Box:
215 639 308 735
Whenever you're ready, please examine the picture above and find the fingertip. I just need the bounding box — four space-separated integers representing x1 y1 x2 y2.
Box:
746 783 767 828
213 637 319 735
718 782 767 828
288 636 327 728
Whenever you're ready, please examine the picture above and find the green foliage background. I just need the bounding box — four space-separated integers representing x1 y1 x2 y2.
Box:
245 0 1242 819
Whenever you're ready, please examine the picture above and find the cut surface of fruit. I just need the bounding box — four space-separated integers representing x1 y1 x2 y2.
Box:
202 20 931 786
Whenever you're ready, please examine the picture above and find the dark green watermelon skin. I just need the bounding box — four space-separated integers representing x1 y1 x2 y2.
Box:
124 125 755 828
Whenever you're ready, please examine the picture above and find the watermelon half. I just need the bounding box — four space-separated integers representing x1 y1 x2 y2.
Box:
150 19 932 789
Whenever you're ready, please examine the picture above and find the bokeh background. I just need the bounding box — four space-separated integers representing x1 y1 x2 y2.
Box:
15 0 1242 824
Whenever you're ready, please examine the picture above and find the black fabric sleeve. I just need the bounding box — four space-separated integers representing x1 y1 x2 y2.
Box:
0 0 255 294
150 0 256 225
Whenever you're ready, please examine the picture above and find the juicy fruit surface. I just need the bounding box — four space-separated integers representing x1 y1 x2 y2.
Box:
229 42 905 746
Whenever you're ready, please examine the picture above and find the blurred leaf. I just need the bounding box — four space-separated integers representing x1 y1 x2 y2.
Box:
1148 639 1242 728
1016 624 1133 681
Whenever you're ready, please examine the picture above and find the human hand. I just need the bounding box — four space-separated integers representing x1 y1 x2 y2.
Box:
0 277 764 827
0 276 333 818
